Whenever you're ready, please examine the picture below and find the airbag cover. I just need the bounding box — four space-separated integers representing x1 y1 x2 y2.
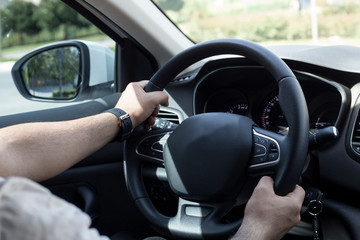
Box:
163 113 254 202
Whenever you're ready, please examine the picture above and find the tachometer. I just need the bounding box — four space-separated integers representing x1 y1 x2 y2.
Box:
261 94 288 134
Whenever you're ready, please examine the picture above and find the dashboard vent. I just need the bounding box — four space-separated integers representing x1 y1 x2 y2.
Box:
158 108 181 124
351 110 360 154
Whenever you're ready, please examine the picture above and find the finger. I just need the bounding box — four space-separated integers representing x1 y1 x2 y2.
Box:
137 80 150 88
145 116 157 131
148 91 169 107
258 176 275 190
260 176 274 184
152 106 160 117
147 116 156 126
287 185 305 202
252 176 274 196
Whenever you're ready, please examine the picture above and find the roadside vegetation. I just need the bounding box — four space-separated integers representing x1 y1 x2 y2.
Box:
1 0 104 48
1 0 359 61
0 0 108 61
154 0 360 45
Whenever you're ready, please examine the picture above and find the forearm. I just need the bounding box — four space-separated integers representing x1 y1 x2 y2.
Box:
230 222 268 240
0 112 119 181
0 81 168 182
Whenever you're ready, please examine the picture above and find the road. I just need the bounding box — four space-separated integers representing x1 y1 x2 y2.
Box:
0 61 72 116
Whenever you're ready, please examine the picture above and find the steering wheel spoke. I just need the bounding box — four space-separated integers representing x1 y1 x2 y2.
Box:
168 197 240 239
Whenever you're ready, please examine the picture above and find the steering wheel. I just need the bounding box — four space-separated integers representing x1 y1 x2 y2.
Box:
124 39 309 239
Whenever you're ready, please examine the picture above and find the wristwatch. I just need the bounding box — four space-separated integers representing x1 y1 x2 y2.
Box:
105 108 132 141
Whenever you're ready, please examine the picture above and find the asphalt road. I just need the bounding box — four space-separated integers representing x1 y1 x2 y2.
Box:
0 61 71 116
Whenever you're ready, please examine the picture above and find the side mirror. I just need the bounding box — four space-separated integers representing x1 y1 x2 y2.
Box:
11 40 115 101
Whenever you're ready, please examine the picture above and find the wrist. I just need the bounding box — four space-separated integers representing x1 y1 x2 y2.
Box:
104 108 133 141
232 221 270 240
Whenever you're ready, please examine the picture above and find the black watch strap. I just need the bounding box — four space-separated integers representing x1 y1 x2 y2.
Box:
105 108 132 141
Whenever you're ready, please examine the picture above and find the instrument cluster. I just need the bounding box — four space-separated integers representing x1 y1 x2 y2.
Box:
195 67 344 135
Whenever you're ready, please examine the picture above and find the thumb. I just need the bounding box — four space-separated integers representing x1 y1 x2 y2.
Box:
258 176 275 189
286 185 305 203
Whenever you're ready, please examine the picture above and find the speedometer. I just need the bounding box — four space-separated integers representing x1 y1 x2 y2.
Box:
310 104 339 130
261 94 288 134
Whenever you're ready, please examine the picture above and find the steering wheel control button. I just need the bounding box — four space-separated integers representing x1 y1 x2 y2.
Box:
270 141 277 150
269 152 279 161
253 143 266 156
251 155 268 165
136 132 172 162
249 130 280 169
151 142 163 151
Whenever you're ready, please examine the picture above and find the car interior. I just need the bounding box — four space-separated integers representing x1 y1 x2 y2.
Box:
0 0 360 239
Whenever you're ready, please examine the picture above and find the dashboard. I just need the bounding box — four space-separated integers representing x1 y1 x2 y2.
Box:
151 46 360 239
164 53 360 200
193 65 347 135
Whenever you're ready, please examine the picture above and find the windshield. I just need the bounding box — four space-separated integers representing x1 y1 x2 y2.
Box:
153 0 360 46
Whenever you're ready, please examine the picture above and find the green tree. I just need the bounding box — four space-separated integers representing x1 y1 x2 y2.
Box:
37 0 91 40
24 46 80 99
1 0 40 45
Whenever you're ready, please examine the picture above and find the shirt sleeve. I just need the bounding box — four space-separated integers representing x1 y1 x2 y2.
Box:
0 177 110 240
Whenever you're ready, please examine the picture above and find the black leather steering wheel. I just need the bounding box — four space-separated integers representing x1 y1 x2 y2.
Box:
124 39 309 239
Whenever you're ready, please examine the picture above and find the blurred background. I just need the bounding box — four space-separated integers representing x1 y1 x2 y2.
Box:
154 0 360 46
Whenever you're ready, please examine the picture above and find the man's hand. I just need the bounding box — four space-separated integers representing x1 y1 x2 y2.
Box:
115 80 169 130
232 176 305 240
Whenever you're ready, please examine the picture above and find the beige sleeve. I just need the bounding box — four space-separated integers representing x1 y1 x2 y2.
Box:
0 177 110 240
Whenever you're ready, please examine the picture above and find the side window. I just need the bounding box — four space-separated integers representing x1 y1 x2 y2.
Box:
0 0 115 116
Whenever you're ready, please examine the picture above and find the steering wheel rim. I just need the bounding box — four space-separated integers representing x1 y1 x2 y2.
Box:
124 38 309 239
